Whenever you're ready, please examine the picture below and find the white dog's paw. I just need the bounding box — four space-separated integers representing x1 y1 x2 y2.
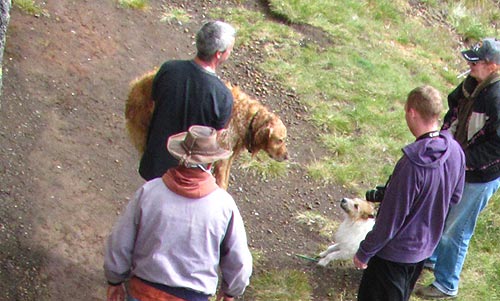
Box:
317 257 330 267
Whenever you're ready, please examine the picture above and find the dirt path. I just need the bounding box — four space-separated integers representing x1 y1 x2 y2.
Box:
0 1 360 300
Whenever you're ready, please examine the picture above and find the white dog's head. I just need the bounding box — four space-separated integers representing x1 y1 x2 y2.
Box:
340 197 377 221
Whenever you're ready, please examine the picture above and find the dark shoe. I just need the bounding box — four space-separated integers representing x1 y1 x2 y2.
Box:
414 285 456 299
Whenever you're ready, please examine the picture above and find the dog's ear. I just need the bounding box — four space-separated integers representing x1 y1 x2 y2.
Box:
251 125 272 155
360 201 378 219
226 82 243 101
360 211 376 219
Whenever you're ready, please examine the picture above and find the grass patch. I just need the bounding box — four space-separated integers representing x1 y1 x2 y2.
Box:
246 269 312 301
214 0 474 193
160 5 191 24
13 0 49 17
117 0 147 9
249 248 265 271
445 1 500 40
236 152 289 181
211 7 302 48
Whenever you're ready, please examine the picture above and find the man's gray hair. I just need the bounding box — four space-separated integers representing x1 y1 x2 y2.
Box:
196 21 236 61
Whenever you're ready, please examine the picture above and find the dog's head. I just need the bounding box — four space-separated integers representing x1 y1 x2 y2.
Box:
252 115 288 161
224 82 288 161
340 198 377 221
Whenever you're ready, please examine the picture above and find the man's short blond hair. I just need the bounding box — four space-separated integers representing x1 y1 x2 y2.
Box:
406 85 443 122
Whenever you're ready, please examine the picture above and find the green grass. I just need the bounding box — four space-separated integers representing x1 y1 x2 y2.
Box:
263 0 461 190
211 0 500 299
446 0 500 40
246 269 312 301
13 0 49 17
117 0 147 9
219 1 459 191
214 0 497 192
160 6 191 24
235 152 290 182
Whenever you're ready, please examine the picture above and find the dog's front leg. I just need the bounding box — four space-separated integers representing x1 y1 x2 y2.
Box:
319 243 340 257
317 251 342 267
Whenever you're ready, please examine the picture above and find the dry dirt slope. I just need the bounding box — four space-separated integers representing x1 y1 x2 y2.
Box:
0 1 358 300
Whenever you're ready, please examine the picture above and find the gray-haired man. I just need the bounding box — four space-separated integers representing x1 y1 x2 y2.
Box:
139 21 236 181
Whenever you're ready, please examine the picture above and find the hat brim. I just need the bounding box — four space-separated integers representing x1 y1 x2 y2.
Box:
461 49 480 62
167 132 232 165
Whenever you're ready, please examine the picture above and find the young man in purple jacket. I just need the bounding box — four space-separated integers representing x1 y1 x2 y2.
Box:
353 85 465 301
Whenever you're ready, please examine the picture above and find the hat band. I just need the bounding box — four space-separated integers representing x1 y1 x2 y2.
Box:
181 139 222 156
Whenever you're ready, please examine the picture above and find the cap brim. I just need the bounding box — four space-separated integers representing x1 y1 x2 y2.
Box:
461 50 480 62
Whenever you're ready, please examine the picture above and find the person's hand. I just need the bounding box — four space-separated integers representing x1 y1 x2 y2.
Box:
216 291 234 301
107 284 126 301
353 255 368 270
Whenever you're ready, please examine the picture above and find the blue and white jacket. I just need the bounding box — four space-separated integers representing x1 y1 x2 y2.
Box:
443 73 500 183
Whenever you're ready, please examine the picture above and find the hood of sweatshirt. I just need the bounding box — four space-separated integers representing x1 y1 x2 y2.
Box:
402 130 455 168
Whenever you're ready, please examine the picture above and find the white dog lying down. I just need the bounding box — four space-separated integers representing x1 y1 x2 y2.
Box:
317 198 377 266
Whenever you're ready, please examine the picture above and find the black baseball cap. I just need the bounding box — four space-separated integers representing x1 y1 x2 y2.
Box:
461 38 500 64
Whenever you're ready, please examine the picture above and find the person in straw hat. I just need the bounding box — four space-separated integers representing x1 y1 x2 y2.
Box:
104 125 252 301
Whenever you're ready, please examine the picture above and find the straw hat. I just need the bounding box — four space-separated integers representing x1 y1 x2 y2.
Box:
167 125 232 165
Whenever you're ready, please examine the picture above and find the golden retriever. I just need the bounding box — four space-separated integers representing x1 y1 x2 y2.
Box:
125 70 156 154
317 198 376 266
125 70 288 189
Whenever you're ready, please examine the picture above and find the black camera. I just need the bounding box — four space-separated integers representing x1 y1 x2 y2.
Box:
366 175 391 203
365 185 386 203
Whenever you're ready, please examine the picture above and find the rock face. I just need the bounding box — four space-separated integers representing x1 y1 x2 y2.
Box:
0 0 11 104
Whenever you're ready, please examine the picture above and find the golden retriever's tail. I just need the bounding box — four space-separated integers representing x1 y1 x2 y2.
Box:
125 70 157 154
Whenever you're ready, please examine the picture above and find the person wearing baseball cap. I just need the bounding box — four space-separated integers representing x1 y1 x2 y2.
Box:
104 125 252 301
416 38 500 299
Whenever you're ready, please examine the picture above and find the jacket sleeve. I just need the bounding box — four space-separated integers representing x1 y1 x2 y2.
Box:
441 83 463 133
103 188 142 284
219 208 253 297
355 157 417 264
